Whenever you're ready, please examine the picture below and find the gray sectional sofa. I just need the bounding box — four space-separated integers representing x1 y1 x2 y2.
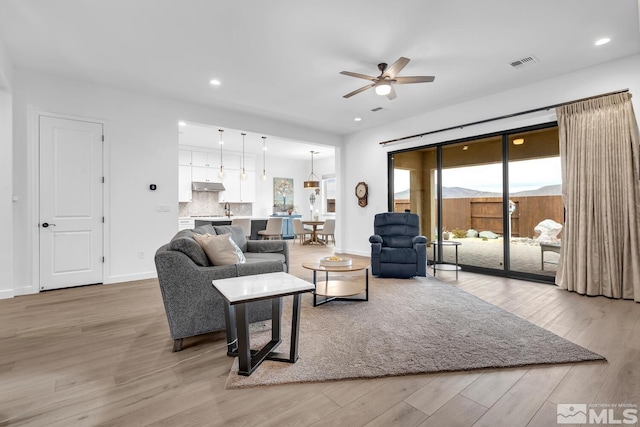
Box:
154 224 290 351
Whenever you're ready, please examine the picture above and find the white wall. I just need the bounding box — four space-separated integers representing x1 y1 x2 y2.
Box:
252 154 336 220
340 53 640 256
11 68 341 295
0 36 14 299
0 35 12 91
0 91 13 299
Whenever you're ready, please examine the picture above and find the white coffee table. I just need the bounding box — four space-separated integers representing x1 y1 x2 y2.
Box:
212 272 314 376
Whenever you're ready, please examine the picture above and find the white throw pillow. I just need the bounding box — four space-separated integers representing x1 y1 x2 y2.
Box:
192 233 246 265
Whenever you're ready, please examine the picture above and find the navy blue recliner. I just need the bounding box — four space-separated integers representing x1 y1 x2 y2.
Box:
369 212 427 278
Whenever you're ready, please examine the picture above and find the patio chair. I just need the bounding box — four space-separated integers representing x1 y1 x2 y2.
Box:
369 212 427 278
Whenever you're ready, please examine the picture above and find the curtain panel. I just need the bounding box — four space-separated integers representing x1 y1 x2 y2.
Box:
556 92 640 302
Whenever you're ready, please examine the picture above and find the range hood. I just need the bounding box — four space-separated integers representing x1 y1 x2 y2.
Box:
192 181 226 192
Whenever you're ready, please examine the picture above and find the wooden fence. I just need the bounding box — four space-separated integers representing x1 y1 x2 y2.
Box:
395 195 563 238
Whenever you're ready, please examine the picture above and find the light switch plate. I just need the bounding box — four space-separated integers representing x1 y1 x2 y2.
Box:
156 204 171 212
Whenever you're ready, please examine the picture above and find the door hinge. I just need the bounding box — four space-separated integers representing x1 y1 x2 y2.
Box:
102 176 105 183
102 257 105 263
102 217 105 223
102 134 104 142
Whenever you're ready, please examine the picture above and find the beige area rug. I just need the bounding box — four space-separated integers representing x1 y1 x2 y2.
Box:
225 276 604 388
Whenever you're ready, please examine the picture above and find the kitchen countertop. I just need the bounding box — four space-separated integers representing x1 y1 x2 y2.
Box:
188 216 270 221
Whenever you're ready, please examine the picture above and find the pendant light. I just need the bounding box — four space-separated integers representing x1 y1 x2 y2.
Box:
240 132 246 179
261 136 267 181
218 129 224 178
303 150 320 189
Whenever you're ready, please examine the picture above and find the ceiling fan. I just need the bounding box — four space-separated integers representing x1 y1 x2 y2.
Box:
340 57 435 100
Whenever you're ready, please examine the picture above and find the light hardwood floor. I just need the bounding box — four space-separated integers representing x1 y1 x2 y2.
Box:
1 242 639 426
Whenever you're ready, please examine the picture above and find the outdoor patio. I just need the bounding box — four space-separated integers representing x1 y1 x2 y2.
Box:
426 237 559 279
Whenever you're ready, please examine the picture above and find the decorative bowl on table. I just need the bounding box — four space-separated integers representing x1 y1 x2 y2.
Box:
319 256 352 267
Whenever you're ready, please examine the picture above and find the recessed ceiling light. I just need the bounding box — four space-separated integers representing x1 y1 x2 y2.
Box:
178 121 186 127
513 138 525 145
354 117 362 122
595 38 610 46
209 79 221 86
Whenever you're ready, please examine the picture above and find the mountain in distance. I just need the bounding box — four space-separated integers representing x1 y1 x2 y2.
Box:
394 184 561 199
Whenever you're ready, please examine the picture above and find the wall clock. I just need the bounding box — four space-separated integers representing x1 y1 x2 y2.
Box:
355 182 368 207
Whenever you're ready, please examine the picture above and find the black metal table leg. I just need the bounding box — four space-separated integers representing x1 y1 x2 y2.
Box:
223 303 238 356
235 303 252 375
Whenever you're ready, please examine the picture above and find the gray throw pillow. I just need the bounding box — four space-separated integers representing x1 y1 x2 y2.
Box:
213 225 248 252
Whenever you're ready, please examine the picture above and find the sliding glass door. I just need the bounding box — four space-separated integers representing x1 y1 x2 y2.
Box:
390 123 561 283
440 136 505 271
507 128 562 278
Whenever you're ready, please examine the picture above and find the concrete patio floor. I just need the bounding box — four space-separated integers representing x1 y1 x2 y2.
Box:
426 237 559 279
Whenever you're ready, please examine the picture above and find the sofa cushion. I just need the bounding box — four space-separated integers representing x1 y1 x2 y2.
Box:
244 252 286 266
236 259 284 276
193 233 246 266
168 229 211 267
193 224 216 235
213 225 248 252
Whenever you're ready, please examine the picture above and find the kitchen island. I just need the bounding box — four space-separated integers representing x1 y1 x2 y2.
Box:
191 215 302 240
192 216 268 240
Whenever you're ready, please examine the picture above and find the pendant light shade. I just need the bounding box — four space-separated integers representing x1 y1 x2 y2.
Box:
261 136 267 181
304 150 320 189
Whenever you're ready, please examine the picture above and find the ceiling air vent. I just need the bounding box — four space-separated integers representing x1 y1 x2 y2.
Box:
371 107 383 112
509 56 539 69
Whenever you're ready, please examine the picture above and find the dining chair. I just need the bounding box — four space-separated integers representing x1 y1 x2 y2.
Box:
292 218 311 245
257 217 283 240
317 218 335 245
231 218 252 239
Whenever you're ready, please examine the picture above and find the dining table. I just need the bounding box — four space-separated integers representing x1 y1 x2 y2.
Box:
301 220 325 245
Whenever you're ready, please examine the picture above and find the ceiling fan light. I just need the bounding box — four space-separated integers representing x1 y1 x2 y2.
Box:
375 84 392 96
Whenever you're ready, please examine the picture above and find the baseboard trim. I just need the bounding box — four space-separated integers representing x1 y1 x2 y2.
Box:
0 289 15 300
104 271 157 284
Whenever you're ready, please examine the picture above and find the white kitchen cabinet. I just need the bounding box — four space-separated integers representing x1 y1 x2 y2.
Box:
178 165 192 202
191 165 221 183
240 169 256 202
219 168 242 202
191 150 221 168
222 154 241 169
243 156 256 172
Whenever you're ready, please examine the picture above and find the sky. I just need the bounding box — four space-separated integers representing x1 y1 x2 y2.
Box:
395 157 562 194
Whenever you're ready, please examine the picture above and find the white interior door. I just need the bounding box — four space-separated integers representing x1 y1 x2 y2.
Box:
39 116 104 290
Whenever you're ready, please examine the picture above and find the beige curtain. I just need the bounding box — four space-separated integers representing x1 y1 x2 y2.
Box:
556 92 640 302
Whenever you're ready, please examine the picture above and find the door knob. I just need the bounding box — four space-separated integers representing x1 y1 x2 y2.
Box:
41 222 56 228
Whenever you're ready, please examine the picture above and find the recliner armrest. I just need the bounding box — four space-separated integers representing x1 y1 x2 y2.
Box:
413 236 427 245
369 235 383 244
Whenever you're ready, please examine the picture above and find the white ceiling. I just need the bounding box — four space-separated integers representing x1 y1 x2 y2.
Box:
1 0 639 139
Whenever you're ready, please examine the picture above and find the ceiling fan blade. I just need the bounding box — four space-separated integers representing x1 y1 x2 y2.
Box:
384 57 410 79
340 71 377 81
343 83 375 98
386 85 397 100
395 76 435 84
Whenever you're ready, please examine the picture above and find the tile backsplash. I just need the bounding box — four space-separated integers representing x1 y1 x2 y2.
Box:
179 191 253 217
